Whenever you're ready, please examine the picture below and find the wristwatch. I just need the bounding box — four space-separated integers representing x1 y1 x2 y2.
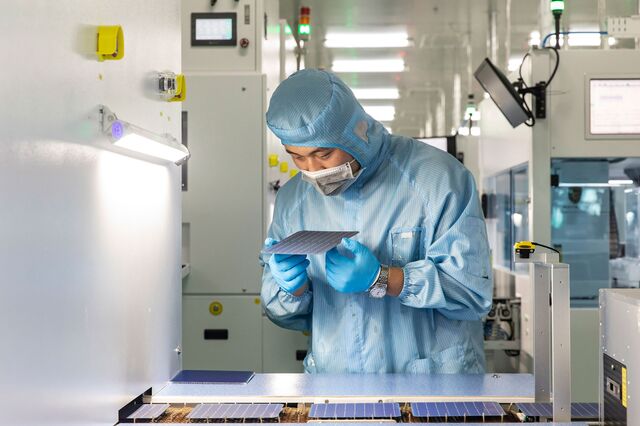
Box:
368 265 389 298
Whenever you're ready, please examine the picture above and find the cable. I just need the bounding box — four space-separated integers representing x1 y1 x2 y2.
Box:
546 47 560 87
518 52 530 88
531 241 560 254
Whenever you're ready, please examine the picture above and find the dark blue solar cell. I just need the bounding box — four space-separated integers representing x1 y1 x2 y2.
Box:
516 402 598 419
411 401 504 418
187 403 283 419
309 403 400 419
171 369 254 384
126 403 169 420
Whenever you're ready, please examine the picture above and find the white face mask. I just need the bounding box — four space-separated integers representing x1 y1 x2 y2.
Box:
301 159 361 196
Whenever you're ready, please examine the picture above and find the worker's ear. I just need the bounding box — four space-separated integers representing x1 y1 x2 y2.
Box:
354 120 368 143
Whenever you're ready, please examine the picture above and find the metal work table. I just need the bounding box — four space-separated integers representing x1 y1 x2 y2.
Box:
152 373 535 404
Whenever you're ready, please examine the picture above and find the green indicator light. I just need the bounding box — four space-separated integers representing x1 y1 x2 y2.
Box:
550 0 564 12
285 25 292 35
298 24 311 35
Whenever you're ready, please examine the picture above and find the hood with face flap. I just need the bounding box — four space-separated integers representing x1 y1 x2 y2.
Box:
266 69 390 185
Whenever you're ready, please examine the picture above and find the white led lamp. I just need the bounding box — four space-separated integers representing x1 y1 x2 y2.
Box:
100 105 190 165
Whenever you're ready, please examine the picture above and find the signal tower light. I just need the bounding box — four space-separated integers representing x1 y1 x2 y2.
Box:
550 0 564 48
298 6 311 41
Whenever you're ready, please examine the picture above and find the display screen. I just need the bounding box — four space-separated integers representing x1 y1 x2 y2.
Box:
195 18 233 41
474 58 530 128
191 13 237 46
590 79 640 135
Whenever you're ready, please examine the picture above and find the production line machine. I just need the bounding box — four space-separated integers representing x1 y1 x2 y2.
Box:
113 246 640 425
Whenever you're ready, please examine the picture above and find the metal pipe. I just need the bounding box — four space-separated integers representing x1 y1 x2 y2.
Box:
505 0 512 69
488 0 499 64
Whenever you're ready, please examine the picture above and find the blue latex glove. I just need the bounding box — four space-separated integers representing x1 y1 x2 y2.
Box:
265 238 310 294
325 238 381 293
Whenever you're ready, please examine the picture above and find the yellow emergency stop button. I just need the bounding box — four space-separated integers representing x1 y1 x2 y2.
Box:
209 301 223 316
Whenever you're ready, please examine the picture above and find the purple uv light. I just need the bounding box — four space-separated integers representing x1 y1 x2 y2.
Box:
111 121 124 139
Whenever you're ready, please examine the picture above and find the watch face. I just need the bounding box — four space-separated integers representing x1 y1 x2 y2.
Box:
369 284 387 298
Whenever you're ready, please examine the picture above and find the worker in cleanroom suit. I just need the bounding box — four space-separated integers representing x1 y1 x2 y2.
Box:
260 69 493 374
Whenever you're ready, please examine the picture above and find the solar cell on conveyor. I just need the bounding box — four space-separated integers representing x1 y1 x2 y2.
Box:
126 403 169 420
516 402 599 419
186 403 283 420
411 401 505 418
309 403 401 418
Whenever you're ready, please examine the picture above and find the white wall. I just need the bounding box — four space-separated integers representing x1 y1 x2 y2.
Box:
0 1 182 424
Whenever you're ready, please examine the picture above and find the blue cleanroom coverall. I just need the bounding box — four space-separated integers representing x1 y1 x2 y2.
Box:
260 69 493 374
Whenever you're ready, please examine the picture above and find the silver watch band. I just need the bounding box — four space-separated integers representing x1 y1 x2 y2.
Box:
368 265 389 298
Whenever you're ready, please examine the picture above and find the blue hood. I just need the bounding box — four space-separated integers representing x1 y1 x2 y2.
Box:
266 69 390 185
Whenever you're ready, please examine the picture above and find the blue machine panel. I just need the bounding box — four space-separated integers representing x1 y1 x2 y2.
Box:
411 402 505 418
186 403 283 420
516 402 599 419
126 403 169 420
309 403 401 418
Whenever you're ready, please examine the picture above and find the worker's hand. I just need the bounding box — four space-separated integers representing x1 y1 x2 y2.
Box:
265 238 310 294
325 238 380 293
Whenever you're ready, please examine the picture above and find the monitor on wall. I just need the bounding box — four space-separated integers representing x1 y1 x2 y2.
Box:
587 78 640 139
474 58 530 128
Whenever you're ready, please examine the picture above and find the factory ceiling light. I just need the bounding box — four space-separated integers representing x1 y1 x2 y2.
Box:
332 59 405 73
362 105 396 121
324 32 410 48
351 88 400 100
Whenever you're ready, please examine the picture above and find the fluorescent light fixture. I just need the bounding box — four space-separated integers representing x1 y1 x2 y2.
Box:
332 59 405 73
362 105 395 121
351 88 400 100
325 32 410 48
529 30 541 47
558 181 633 188
508 57 523 72
100 105 190 164
285 39 297 51
568 32 602 47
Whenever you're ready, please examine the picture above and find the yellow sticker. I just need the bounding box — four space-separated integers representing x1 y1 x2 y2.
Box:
254 298 261 305
209 301 223 316
280 162 289 173
622 367 628 408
